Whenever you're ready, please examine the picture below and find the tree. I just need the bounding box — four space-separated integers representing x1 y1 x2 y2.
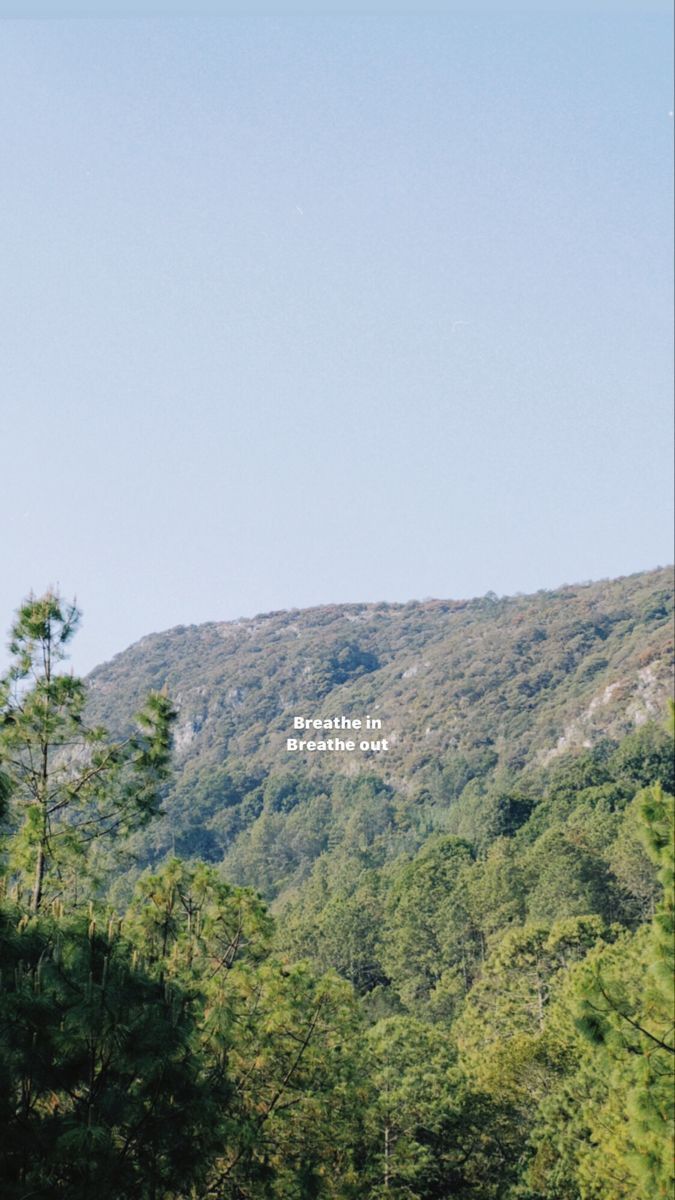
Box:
0 899 216 1200
126 858 366 1199
571 784 674 1199
283 858 389 995
455 915 609 1116
0 592 175 912
524 778 674 1200
381 836 476 1011
363 1017 518 1199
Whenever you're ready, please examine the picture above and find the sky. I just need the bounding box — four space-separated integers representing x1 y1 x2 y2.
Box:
1 8 673 673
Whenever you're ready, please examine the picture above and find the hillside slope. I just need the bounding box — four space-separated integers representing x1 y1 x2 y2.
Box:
86 568 673 893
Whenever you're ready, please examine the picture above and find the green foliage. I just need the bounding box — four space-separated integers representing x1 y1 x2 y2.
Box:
520 784 674 1200
362 1017 518 1199
0 861 367 1199
606 789 661 922
568 786 674 1199
284 859 389 994
0 584 673 1198
0 901 215 1199
314 640 381 697
0 592 175 912
610 724 675 794
380 836 476 1012
124 859 366 1198
84 568 673 889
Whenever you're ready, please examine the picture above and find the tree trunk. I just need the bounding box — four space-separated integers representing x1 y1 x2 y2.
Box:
31 841 45 914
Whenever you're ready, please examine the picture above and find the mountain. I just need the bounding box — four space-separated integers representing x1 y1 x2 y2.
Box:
86 567 673 896
3 572 674 1199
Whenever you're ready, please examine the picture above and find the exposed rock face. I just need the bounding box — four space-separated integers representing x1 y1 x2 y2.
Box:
87 568 673 784
83 567 673 896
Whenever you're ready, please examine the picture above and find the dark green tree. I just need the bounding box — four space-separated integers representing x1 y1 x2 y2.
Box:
0 592 175 912
381 836 476 1011
0 900 217 1200
363 1016 518 1199
126 858 366 1199
571 783 674 1199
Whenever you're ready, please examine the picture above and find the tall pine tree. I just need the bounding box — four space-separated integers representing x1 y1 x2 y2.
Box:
0 592 175 911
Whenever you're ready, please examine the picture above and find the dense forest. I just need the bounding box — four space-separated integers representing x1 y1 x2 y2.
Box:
0 578 673 1199
84 569 673 898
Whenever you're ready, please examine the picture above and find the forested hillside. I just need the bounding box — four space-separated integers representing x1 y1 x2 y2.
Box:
1 577 673 1199
85 568 673 896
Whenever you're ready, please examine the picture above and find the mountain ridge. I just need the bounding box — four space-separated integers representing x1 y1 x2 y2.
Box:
84 567 673 895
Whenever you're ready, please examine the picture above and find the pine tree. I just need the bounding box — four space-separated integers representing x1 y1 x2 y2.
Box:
0 898 217 1199
0 592 175 911
572 782 674 1199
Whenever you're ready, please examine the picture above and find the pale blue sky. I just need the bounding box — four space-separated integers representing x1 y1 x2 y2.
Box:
1 9 673 672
